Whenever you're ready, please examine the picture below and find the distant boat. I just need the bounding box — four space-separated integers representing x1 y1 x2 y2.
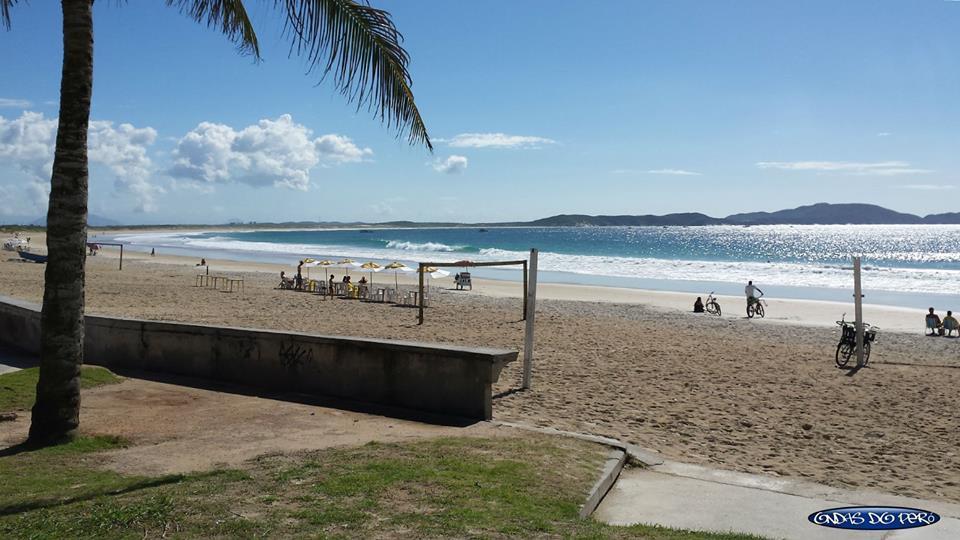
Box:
18 251 47 263
478 228 488 233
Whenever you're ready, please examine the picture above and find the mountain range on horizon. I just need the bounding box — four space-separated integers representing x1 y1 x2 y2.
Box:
4 203 960 229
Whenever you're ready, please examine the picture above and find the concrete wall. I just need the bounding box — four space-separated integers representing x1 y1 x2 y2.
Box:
0 296 517 420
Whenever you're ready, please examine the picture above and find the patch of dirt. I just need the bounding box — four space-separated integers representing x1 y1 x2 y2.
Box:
0 376 509 475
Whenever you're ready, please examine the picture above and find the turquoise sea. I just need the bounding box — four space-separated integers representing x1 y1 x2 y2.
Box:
111 225 960 309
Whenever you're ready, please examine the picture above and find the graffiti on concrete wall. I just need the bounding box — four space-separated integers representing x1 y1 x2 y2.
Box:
279 341 313 369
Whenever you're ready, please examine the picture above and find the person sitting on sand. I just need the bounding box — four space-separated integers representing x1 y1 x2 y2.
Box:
693 297 704 313
196 258 206 267
926 307 943 336
943 310 959 336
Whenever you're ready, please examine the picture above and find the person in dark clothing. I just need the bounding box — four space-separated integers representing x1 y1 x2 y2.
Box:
693 297 704 313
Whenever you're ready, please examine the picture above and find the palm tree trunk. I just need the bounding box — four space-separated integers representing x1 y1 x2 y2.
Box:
28 0 94 444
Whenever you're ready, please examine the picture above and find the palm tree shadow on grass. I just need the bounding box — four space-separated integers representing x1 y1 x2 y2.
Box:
0 473 186 517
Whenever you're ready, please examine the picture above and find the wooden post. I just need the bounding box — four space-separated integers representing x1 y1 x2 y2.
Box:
523 249 538 389
119 244 123 270
418 262 425 325
853 256 865 367
522 260 528 321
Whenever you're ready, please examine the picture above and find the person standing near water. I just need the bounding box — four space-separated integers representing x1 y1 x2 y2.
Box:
745 280 763 314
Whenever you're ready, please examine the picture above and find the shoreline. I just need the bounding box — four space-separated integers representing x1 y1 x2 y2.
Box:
81 233 925 334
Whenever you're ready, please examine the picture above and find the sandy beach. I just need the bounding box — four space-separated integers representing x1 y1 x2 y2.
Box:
2 234 959 504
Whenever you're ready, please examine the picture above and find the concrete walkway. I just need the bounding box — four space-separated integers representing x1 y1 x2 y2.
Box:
0 343 35 375
596 457 960 539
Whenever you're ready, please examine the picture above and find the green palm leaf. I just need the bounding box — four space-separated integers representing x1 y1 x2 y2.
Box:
277 0 432 150
166 0 261 57
1 0 20 30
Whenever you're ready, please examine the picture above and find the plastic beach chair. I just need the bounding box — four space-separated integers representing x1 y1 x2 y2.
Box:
944 318 959 337
926 317 939 336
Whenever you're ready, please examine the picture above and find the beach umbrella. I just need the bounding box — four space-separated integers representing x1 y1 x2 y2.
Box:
384 261 414 290
418 266 450 290
301 257 316 278
304 259 336 281
359 261 382 285
337 258 360 275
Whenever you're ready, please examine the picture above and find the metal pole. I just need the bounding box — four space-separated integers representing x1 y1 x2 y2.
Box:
417 263 425 325
522 249 538 389
522 260 528 321
119 244 123 271
853 256 864 367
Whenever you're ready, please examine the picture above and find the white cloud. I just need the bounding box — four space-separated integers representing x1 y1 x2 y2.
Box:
898 184 955 191
169 114 371 191
432 155 468 174
0 111 159 213
88 121 160 212
645 168 701 176
444 132 556 149
756 161 932 176
0 98 31 109
611 168 702 176
876 132 891 137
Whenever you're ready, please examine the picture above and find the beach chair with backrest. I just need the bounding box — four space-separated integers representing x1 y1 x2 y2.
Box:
926 317 939 336
456 272 472 290
944 318 959 337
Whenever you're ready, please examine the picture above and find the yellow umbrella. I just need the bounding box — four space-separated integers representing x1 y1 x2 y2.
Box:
360 261 382 285
384 261 414 290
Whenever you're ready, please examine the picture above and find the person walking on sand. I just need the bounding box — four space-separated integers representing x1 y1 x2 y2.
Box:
745 280 763 315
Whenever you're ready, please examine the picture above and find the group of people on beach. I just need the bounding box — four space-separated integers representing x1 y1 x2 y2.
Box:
925 307 959 336
280 262 368 292
693 280 764 315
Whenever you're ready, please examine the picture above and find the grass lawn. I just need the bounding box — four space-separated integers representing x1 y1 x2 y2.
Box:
0 366 121 413
0 369 764 539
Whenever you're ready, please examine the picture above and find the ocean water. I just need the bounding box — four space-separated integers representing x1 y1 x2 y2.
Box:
111 225 960 308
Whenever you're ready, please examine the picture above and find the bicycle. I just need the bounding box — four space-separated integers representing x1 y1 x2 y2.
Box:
746 293 766 319
704 292 721 316
835 314 878 368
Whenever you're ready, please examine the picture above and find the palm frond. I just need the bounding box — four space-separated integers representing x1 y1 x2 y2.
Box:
167 0 261 58
1 0 19 30
278 0 432 151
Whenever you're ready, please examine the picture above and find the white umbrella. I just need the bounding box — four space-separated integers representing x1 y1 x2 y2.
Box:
304 259 336 283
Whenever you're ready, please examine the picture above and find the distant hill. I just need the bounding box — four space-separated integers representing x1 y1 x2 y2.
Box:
724 203 923 225
30 214 122 227
530 213 724 227
921 212 960 224
10 203 956 230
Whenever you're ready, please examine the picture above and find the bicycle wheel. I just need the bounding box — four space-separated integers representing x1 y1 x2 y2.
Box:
746 303 755 318
706 301 721 316
862 341 871 367
835 341 854 367
755 303 765 318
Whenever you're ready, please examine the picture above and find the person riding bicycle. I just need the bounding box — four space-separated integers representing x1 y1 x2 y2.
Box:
745 280 764 314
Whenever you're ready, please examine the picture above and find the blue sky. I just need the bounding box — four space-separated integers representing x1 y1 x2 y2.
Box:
1 1 959 224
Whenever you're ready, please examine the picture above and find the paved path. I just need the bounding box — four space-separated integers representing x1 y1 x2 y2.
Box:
596 456 960 539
